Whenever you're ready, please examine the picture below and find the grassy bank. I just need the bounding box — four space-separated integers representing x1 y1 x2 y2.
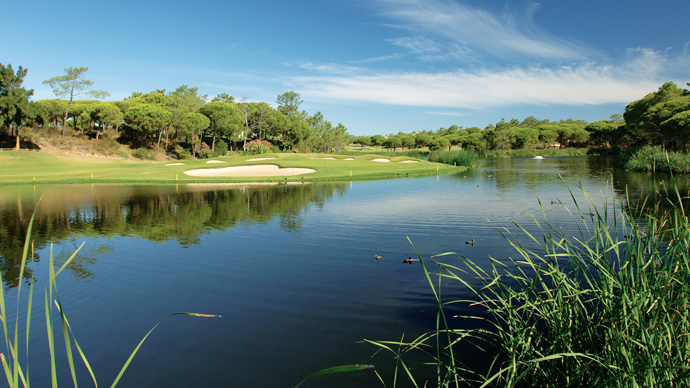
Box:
625 146 690 173
0 151 465 185
367 182 690 387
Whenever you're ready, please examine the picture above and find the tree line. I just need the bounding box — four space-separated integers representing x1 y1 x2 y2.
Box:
2 63 689 157
1 65 349 158
355 82 689 153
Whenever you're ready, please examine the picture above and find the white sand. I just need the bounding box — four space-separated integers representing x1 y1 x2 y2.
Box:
206 160 227 164
371 158 390 162
399 160 419 163
184 164 316 177
310 157 336 160
165 163 185 166
246 157 277 161
343 158 355 160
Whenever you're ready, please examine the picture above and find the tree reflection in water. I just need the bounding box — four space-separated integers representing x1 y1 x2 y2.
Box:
0 182 347 289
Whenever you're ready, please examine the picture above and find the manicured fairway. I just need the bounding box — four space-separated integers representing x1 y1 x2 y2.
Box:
0 151 465 185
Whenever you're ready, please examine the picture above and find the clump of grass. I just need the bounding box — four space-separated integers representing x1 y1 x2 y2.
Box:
0 203 219 387
428 150 478 167
369 181 690 387
625 146 690 173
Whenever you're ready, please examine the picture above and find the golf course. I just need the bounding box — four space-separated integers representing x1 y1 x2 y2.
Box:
0 150 465 185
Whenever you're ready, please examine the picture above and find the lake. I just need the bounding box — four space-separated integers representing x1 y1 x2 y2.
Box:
0 156 673 387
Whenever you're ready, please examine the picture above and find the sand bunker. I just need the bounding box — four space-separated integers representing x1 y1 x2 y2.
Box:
246 157 277 161
184 164 316 177
371 158 390 162
165 163 185 166
311 157 336 160
206 160 227 164
343 158 355 160
399 160 419 163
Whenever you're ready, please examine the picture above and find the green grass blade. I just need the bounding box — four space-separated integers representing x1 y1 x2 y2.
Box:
110 312 220 388
293 364 375 388
54 242 86 278
54 300 99 387
55 300 79 387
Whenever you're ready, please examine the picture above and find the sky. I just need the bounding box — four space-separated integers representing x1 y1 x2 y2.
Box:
3 0 690 136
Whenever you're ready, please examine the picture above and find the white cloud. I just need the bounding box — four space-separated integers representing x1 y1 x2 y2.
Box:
425 111 467 117
371 0 592 61
283 1 690 111
289 60 664 109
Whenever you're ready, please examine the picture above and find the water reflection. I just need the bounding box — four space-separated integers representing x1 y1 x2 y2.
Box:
1 156 687 387
0 183 347 289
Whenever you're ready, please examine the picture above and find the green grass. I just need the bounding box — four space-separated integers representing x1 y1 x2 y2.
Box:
366 180 690 387
0 202 220 387
625 146 690 173
0 151 465 185
428 150 478 167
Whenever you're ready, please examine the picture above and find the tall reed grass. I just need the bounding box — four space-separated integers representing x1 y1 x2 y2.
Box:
625 146 690 173
368 181 690 387
0 204 219 387
428 150 478 167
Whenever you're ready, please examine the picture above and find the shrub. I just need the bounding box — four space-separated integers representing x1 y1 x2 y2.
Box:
428 150 478 166
117 147 131 159
625 146 690 173
245 139 273 154
93 137 121 156
134 147 154 160
197 142 212 159
213 139 228 157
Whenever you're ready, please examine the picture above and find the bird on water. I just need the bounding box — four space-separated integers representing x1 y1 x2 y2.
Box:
375 254 382 261
466 239 475 246
403 257 414 264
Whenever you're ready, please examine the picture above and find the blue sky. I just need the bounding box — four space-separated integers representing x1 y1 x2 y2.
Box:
4 0 689 136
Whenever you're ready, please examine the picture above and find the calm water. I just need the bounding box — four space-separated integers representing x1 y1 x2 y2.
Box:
0 156 675 387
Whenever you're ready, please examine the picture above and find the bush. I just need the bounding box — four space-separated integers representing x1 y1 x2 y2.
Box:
117 147 131 159
197 142 212 159
134 147 155 160
625 146 690 173
246 139 273 154
93 137 121 156
213 139 228 157
428 150 478 166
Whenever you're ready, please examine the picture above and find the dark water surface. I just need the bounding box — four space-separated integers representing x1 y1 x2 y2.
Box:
0 157 672 387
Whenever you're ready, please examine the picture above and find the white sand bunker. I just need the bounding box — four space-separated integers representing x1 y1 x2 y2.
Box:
343 158 355 160
165 163 185 166
206 160 227 164
310 157 336 160
184 164 316 177
399 160 419 163
246 157 277 161
371 158 390 162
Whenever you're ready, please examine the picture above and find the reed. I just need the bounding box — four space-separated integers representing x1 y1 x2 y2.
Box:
625 146 690 173
368 180 690 387
0 203 219 387
427 150 478 167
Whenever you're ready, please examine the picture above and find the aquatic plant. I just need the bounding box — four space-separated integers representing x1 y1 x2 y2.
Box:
0 203 219 387
428 150 478 167
625 146 690 173
367 181 690 387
